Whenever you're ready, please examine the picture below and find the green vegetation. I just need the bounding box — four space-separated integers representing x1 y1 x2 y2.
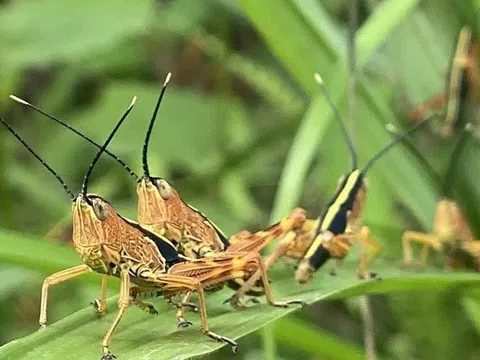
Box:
0 0 479 359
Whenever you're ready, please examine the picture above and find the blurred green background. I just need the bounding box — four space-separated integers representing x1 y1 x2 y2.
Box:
1 0 480 359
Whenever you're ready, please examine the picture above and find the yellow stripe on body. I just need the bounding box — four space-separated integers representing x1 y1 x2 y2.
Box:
304 170 360 259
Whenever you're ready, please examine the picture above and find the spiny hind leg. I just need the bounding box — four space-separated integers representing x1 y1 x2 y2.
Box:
227 231 298 309
356 226 382 279
91 274 108 316
101 265 131 360
129 286 160 315
152 273 239 352
253 252 306 309
39 264 92 328
402 231 441 265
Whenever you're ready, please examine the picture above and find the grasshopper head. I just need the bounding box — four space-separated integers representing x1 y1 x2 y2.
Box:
295 259 315 284
137 176 183 228
72 194 117 247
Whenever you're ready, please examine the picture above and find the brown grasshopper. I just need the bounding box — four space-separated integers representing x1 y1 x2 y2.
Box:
402 124 480 270
4 97 303 358
10 74 307 315
409 26 480 137
230 74 437 298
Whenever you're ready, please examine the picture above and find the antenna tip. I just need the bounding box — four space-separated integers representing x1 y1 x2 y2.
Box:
164 72 172 86
129 96 137 108
385 123 398 134
10 95 31 106
314 73 323 84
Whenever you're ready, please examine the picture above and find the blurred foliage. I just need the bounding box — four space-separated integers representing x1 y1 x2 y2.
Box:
0 0 480 359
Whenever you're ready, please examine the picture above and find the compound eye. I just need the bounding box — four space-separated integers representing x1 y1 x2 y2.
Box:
92 198 109 221
156 179 172 200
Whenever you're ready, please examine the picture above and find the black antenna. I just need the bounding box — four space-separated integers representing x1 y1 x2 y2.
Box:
362 113 437 174
0 117 75 200
142 72 172 178
9 95 140 181
81 96 137 197
315 73 358 170
442 123 471 197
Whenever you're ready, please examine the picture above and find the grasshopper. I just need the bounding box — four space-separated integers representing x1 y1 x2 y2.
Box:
10 74 307 315
231 74 436 297
409 26 480 137
5 97 303 357
294 75 436 283
402 124 480 270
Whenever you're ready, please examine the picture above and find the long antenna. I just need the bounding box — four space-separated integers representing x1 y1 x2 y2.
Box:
314 73 358 170
362 113 437 174
9 95 139 181
142 72 172 178
442 123 471 196
81 96 137 197
0 117 75 200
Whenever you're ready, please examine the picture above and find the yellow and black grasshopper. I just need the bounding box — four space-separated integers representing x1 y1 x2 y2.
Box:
10 74 306 311
294 75 436 283
402 124 480 270
231 74 436 298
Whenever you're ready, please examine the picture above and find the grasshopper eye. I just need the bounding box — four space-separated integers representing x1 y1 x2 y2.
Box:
92 199 109 221
156 179 172 200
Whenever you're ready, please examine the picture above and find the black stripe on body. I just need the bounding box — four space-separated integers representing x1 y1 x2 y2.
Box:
310 245 331 270
317 171 364 236
119 215 182 267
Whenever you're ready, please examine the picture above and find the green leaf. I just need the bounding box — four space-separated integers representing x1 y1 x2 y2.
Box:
0 0 152 67
236 0 338 94
1 259 480 360
272 318 367 360
356 0 422 66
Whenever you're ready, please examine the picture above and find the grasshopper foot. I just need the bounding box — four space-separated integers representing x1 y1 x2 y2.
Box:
286 299 307 307
177 317 193 328
270 299 306 308
143 303 159 315
181 302 199 313
357 271 381 280
223 295 246 310
205 331 238 352
101 351 117 360
39 323 46 330
91 299 107 317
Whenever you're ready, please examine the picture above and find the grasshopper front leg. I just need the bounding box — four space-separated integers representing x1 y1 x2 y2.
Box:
39 264 93 328
356 226 382 279
91 274 109 316
402 231 442 265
